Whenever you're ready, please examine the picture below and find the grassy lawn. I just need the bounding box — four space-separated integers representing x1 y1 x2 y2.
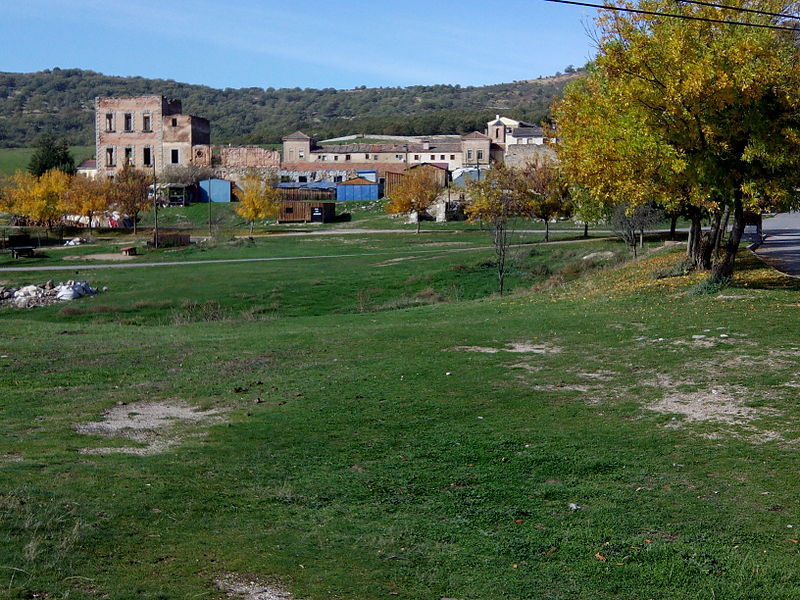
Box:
0 146 95 176
2 236 799 599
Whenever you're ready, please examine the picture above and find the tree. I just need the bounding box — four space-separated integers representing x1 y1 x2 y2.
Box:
63 176 110 234
8 168 70 230
610 203 664 257
27 133 76 177
160 164 214 186
386 167 443 233
110 163 150 234
234 171 281 234
515 158 572 242
554 0 800 279
464 164 524 295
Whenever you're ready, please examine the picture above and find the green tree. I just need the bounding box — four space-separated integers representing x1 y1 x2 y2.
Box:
234 172 280 234
27 133 76 177
554 0 800 279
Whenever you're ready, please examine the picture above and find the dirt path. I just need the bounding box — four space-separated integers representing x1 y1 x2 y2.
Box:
0 237 614 273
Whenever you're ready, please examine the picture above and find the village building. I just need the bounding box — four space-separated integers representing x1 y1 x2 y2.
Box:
95 96 212 178
94 96 281 181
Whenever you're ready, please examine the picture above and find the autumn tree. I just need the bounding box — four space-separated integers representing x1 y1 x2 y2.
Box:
515 158 572 242
110 163 150 234
28 133 76 177
386 167 443 233
554 0 800 279
464 164 524 295
235 171 281 234
63 176 110 234
8 169 70 230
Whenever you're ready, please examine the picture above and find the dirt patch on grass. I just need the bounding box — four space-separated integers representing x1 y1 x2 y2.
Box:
75 400 226 455
0 453 23 463
646 389 771 426
452 342 561 354
64 253 137 261
376 256 419 266
215 573 292 600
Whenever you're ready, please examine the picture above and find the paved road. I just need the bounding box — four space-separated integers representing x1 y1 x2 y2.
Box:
755 212 800 277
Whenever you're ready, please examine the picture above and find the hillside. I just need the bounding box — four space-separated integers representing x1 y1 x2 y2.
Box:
0 68 581 148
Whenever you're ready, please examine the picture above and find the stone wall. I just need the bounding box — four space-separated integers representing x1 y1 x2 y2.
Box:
218 146 280 168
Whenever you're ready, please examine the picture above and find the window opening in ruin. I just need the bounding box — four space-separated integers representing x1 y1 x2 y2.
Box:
285 207 294 214
143 147 152 167
171 149 179 164
298 176 308 183
414 155 420 160
334 156 339 161
450 155 455 160
105 147 115 167
142 114 151 131
124 147 133 165
430 155 435 160
334 176 342 183
105 113 114 132
124 113 132 132
477 150 484 161
345 154 351 161
440 155 445 160
171 118 178 127
467 149 473 161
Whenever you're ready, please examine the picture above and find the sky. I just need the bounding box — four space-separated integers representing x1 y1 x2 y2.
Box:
1 0 601 91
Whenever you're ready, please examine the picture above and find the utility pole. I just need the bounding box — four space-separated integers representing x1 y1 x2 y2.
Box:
208 180 213 237
153 162 159 248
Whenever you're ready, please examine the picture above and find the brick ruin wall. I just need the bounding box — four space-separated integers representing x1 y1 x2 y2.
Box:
218 146 281 168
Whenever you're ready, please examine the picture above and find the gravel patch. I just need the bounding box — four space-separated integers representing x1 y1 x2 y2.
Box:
215 573 293 600
75 400 226 455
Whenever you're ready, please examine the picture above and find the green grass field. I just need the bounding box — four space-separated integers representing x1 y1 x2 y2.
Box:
0 146 95 176
1 233 799 600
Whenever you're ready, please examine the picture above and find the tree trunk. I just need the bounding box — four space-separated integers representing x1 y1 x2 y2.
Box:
416 216 420 234
250 220 254 235
711 191 744 280
639 229 644 249
669 214 677 240
583 222 589 238
133 212 138 235
544 220 550 243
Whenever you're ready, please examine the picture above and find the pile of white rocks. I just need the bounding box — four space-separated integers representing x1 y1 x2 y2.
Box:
0 280 98 308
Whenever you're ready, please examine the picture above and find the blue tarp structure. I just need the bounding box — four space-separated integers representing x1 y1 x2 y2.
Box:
336 177 380 202
198 178 232 203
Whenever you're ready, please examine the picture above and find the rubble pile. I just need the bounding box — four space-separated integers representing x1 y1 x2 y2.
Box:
0 280 98 308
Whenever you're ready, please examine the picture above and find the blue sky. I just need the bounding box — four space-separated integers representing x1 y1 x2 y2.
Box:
1 0 600 90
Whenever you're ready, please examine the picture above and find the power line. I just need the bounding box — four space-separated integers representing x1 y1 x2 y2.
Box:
674 0 800 21
544 0 800 31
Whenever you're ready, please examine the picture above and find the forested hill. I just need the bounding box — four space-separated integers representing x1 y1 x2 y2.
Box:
0 68 582 148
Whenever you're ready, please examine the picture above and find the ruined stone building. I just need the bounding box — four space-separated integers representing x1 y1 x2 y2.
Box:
95 96 212 178
95 96 281 182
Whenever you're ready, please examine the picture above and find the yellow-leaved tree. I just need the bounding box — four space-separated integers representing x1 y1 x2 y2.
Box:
63 176 111 234
464 164 524 295
555 0 800 279
386 167 443 233
235 172 281 234
8 168 70 230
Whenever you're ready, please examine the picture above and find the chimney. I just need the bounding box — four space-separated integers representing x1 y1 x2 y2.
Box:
422 140 430 150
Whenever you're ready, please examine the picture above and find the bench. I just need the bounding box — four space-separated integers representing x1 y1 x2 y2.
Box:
121 246 137 256
10 246 35 259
